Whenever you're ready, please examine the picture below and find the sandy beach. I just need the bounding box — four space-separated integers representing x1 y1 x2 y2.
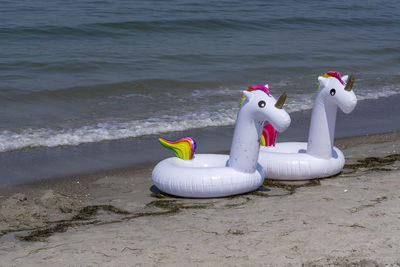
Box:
0 132 399 266
2 1 400 266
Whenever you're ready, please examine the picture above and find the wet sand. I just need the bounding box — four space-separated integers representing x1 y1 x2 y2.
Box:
0 132 399 266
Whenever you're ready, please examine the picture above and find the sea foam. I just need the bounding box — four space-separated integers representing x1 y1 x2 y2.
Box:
0 88 398 152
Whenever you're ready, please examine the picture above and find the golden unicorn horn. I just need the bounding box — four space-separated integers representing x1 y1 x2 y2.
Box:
344 75 355 91
275 92 287 109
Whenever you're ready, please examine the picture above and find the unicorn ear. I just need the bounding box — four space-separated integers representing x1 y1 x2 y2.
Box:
264 83 269 89
318 76 328 87
243 90 253 101
342 75 349 83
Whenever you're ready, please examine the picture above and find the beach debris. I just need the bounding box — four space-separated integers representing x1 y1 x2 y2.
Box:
0 190 82 230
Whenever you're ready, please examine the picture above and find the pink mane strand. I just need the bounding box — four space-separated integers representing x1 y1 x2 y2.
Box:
263 123 278 147
248 85 270 96
325 72 346 85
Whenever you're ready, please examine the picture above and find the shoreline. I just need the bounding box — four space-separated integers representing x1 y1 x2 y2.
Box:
1 94 400 188
0 131 398 200
0 131 399 265
1 131 399 199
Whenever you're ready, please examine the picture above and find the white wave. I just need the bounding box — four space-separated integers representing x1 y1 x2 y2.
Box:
0 87 398 152
190 87 238 98
285 93 315 113
0 109 238 152
108 93 154 100
284 85 400 112
355 85 400 100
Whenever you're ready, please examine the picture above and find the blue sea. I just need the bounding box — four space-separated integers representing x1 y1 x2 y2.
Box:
1 0 399 152
0 0 400 185
1 0 400 151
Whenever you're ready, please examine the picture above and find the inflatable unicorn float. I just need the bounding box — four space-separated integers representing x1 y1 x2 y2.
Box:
258 72 357 180
152 86 290 198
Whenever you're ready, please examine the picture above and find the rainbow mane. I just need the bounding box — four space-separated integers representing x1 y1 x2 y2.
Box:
323 71 345 85
261 123 278 147
239 85 271 109
158 137 197 160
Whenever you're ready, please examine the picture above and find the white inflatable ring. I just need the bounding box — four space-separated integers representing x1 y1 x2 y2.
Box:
259 142 345 180
152 87 290 198
152 154 265 198
258 72 356 181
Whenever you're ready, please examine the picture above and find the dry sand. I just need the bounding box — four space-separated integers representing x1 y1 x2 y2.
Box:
0 132 400 266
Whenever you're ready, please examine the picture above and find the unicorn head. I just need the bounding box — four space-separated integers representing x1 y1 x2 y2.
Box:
317 72 357 114
229 85 290 173
240 85 291 132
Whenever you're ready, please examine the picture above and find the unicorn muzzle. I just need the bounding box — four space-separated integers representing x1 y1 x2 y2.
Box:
275 92 287 109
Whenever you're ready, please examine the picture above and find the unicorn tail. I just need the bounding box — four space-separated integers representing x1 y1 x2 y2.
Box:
261 123 278 147
158 137 197 160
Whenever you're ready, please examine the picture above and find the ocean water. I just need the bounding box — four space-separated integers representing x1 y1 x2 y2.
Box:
1 0 400 152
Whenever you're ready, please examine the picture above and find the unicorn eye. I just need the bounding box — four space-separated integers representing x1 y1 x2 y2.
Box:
258 101 266 108
330 89 336 96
